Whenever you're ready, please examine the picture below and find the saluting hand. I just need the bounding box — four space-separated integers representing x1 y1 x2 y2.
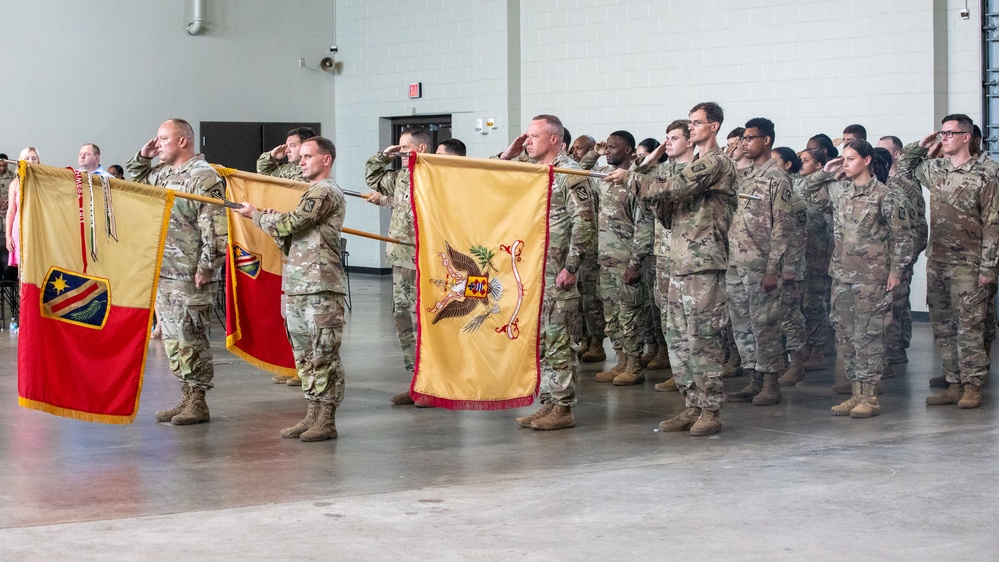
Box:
918 132 937 150
499 134 528 160
382 145 402 157
594 141 609 156
270 144 288 160
823 157 844 175
139 138 158 159
928 141 943 159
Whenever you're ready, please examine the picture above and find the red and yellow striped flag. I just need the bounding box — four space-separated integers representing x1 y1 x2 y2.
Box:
409 154 551 409
17 163 172 423
217 167 304 377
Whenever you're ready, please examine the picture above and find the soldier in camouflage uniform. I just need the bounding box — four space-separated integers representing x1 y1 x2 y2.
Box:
575 146 608 362
506 115 596 431
128 119 227 426
0 155 14 263
256 127 316 182
638 120 695 392
772 149 810 387
969 126 999 364
364 127 430 406
724 118 795 407
899 115 999 409
881 150 928 366
582 132 653 386
238 137 346 442
803 140 914 418
610 102 737 437
795 148 836 372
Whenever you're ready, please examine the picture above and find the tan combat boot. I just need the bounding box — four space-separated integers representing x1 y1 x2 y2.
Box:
654 377 678 392
802 346 828 371
752 373 782 406
580 337 607 362
778 348 807 387
530 405 575 430
926 383 964 405
285 375 302 386
958 384 982 409
272 372 294 384
831 381 862 416
722 352 744 378
171 386 210 425
658 407 701 432
613 356 646 386
300 402 337 441
727 370 762 402
647 345 672 371
849 382 880 418
516 403 553 428
689 409 722 436
155 385 190 422
640 343 658 368
391 390 415 405
595 352 627 382
281 400 319 438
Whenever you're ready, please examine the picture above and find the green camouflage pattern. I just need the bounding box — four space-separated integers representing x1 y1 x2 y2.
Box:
286 292 346 403
256 152 305 181
364 153 416 269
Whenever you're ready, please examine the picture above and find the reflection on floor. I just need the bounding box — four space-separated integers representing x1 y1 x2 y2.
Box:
0 274 995 560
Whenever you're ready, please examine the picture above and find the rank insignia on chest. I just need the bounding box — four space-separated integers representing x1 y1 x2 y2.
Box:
234 243 261 279
41 267 111 330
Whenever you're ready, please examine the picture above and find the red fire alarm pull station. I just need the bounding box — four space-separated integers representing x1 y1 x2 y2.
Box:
409 82 422 99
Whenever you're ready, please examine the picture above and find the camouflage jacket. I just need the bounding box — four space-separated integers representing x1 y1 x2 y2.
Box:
126 153 227 282
886 173 928 265
636 146 737 276
254 178 345 296
794 175 834 276
547 153 597 299
728 158 795 275
365 152 416 269
785 186 809 280
256 152 304 181
802 172 915 283
640 160 685 259
593 162 653 269
898 143 999 273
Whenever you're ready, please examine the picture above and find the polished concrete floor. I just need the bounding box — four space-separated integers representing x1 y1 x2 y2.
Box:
0 273 996 560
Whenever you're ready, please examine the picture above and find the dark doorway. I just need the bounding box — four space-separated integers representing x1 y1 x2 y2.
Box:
379 115 452 169
200 121 322 172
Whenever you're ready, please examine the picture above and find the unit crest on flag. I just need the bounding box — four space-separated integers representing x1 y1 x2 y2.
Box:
234 243 262 279
41 266 111 329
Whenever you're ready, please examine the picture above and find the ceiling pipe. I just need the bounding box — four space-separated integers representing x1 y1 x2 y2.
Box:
187 0 204 36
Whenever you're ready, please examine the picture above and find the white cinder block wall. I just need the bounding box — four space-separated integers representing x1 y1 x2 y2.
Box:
337 0 984 309
0 0 987 312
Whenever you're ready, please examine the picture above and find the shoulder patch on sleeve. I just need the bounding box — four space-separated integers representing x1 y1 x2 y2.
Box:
302 197 321 215
781 186 792 202
573 185 590 202
208 187 224 201
796 210 807 223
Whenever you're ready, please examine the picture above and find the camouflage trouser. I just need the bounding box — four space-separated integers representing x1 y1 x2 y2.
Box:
597 266 643 356
985 280 997 350
886 266 914 352
643 255 665 346
666 272 726 411
779 279 807 354
157 278 215 390
726 266 785 374
830 280 891 383
286 292 346 405
540 296 582 407
802 273 833 349
392 266 417 372
654 255 670 341
927 262 989 386
578 251 605 340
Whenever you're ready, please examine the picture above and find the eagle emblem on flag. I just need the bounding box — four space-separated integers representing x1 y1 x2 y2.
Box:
234 243 262 279
41 266 111 329
427 241 505 333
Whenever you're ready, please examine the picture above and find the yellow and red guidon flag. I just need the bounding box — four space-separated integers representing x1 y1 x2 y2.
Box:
216 167 303 377
409 154 551 410
18 163 172 423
